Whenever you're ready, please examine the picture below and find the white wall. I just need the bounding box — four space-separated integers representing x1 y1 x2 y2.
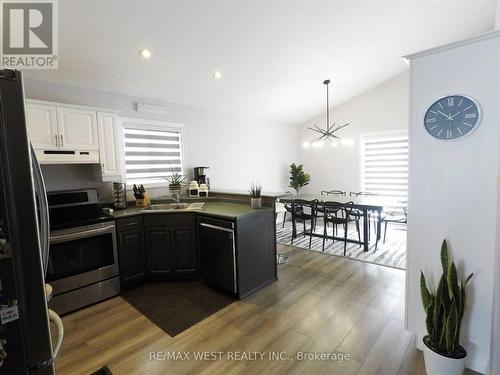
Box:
492 202 500 374
297 73 408 194
406 32 500 373
24 79 298 200
492 16 500 370
496 0 500 29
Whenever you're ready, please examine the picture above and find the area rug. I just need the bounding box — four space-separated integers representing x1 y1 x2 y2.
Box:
276 220 406 269
121 281 234 336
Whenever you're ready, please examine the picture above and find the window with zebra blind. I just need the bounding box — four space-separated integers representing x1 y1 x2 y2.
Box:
360 131 408 201
122 120 184 186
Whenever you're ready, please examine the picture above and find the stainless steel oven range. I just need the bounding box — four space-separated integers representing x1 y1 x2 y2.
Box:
46 189 120 315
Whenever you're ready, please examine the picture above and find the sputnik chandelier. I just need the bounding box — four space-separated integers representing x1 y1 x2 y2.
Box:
307 79 350 146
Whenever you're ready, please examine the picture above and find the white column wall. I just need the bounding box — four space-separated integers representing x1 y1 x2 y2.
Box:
406 32 500 373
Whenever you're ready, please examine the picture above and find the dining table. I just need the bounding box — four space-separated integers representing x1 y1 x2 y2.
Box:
277 194 405 252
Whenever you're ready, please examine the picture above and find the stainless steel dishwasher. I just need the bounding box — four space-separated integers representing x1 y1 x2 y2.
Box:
198 216 237 294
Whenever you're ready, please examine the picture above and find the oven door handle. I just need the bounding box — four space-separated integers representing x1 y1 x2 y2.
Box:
50 225 115 244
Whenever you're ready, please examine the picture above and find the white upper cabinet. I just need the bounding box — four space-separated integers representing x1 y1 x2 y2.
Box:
97 112 124 181
57 107 99 150
26 103 58 149
25 100 121 167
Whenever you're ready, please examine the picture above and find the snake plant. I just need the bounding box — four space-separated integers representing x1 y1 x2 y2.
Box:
164 171 185 186
163 163 185 186
248 183 263 198
420 239 473 358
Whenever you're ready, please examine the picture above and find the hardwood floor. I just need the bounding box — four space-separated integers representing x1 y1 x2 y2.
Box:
51 244 461 375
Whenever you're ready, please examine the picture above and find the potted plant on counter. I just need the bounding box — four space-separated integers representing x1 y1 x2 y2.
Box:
164 167 186 192
420 239 473 375
163 168 186 203
288 163 310 195
166 171 185 191
249 183 263 208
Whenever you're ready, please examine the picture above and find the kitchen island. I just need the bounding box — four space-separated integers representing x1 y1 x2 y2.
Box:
111 199 277 299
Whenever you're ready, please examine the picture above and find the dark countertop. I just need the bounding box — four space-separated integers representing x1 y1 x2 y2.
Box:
109 201 273 220
210 189 291 198
198 202 272 219
109 206 144 218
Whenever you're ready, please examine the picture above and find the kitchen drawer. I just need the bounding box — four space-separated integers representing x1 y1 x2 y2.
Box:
143 213 195 227
116 215 143 232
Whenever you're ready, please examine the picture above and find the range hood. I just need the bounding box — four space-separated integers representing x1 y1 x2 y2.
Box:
34 149 100 164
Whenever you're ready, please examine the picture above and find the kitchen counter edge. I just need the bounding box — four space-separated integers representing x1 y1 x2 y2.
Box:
109 202 274 220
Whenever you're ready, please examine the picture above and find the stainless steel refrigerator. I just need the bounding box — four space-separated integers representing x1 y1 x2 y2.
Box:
0 69 57 374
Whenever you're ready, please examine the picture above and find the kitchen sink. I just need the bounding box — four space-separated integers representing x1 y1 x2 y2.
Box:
142 203 191 211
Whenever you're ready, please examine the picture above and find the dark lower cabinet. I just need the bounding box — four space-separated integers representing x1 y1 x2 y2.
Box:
115 209 275 297
171 226 197 273
116 217 146 289
145 228 172 275
143 214 197 277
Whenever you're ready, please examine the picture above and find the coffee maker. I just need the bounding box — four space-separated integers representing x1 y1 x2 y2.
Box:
193 166 210 189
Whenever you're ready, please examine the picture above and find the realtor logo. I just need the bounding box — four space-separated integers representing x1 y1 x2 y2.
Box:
0 0 58 69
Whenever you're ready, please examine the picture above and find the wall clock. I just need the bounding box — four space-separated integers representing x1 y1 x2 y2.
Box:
424 95 481 140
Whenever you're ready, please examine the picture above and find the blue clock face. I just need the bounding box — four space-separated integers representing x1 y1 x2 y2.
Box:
424 95 480 140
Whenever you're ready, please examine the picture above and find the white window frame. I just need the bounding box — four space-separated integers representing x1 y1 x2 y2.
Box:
120 117 186 188
359 129 408 201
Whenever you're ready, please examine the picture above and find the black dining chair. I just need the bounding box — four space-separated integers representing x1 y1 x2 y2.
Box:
321 201 360 255
379 206 407 244
316 190 346 234
290 199 318 249
281 202 294 228
349 191 377 197
321 190 346 196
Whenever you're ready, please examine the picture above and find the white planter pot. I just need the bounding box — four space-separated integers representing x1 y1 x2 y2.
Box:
251 197 262 209
423 337 465 375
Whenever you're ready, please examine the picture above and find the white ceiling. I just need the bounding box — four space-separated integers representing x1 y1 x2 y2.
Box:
26 0 496 125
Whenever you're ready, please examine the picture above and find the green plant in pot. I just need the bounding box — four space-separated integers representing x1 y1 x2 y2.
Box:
164 170 185 191
249 183 263 209
163 167 186 203
420 239 473 375
288 163 310 195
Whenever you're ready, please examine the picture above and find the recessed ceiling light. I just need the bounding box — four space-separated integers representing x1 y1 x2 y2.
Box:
139 49 151 59
213 71 222 79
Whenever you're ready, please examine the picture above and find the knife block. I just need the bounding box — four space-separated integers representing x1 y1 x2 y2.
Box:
135 192 151 207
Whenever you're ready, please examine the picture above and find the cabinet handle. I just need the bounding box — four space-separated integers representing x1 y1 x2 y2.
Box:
55 134 59 147
59 134 64 147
